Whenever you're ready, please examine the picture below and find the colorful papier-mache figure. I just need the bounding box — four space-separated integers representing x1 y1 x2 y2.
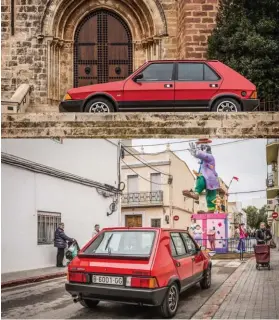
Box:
183 139 220 212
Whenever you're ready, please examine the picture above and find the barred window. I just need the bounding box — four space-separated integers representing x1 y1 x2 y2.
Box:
151 218 161 227
37 211 61 245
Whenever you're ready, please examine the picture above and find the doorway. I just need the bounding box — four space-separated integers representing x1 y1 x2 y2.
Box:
125 215 142 227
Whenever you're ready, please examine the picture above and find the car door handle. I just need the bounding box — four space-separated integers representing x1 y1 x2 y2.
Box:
192 258 195 261
176 262 181 267
209 84 218 88
164 84 173 88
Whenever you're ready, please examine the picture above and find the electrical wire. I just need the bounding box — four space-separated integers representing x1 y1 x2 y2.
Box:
121 159 170 186
228 189 266 195
2 152 121 194
123 146 171 177
126 139 250 155
123 139 198 148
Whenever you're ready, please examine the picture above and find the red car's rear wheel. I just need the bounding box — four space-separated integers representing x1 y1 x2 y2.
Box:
212 98 241 112
160 282 179 318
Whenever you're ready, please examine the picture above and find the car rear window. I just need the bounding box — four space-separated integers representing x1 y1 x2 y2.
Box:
178 63 220 81
84 231 156 256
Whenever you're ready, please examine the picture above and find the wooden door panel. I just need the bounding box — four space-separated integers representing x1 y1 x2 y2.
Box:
125 215 142 227
74 10 133 87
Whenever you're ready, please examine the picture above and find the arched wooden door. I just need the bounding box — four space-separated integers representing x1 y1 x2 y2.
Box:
74 10 133 87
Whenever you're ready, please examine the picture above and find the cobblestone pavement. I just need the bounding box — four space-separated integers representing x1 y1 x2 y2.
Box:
193 249 279 319
1 260 241 319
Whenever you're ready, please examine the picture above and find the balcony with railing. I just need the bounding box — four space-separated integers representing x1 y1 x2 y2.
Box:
122 190 164 207
267 139 279 165
266 173 279 199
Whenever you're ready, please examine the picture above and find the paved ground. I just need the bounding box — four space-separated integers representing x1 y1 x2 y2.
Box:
1 260 241 319
212 249 279 319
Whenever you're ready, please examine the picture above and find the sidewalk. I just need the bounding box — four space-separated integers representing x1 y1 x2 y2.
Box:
1 266 67 288
192 249 279 319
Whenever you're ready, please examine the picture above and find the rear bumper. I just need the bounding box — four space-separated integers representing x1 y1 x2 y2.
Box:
65 282 167 306
59 100 84 112
242 99 259 111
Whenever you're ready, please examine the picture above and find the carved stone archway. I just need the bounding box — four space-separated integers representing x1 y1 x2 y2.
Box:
39 0 168 103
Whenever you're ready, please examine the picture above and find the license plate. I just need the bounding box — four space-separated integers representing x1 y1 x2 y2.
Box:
92 275 123 286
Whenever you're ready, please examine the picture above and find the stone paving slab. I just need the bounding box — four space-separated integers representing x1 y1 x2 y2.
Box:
2 112 279 138
192 249 279 319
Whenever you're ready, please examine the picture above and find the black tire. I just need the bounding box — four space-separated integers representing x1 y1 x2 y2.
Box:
212 98 241 112
268 264 271 270
84 97 114 113
200 267 211 289
160 282 179 318
80 299 100 309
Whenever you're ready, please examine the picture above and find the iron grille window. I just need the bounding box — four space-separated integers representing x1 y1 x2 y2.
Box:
151 219 161 227
37 211 61 245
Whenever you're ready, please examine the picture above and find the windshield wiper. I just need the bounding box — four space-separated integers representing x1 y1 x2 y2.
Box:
105 234 114 254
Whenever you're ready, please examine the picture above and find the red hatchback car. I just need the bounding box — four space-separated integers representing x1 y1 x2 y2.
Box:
65 227 212 318
60 60 259 113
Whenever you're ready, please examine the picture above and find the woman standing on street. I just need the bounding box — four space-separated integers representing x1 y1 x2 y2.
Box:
237 223 247 252
207 226 216 251
255 222 272 245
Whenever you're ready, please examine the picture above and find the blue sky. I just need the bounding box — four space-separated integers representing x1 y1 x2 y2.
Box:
131 139 267 209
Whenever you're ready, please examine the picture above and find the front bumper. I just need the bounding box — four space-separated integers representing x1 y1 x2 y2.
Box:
242 99 260 111
59 100 84 112
65 282 167 306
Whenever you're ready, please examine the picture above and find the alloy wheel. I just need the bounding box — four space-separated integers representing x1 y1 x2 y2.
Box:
216 101 238 112
89 102 110 113
168 285 178 312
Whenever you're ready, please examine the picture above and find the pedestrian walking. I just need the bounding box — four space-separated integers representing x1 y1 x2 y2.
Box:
207 226 216 251
237 223 247 252
255 222 272 245
92 224 100 237
54 223 74 267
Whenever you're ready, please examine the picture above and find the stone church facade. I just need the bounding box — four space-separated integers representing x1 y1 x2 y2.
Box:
1 0 218 111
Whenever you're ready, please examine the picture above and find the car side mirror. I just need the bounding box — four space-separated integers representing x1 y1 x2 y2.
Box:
134 73 144 82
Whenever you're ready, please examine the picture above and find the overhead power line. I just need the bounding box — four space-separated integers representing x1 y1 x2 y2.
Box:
123 146 171 177
228 189 266 195
121 159 170 186
125 139 250 155
124 139 198 148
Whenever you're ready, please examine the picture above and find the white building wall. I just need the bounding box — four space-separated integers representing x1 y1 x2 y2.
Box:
1 139 120 273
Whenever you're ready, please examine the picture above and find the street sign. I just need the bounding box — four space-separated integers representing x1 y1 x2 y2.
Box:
272 212 278 219
173 215 179 221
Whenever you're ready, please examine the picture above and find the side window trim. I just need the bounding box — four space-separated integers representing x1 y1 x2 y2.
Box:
170 232 190 258
133 63 175 82
175 62 221 82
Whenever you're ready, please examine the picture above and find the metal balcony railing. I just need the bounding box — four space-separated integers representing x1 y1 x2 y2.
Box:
267 138 279 145
267 173 277 188
122 190 163 206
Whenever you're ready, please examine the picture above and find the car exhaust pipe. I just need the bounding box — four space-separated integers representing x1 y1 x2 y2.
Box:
73 296 81 303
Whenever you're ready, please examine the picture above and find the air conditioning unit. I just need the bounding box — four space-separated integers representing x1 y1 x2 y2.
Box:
267 199 275 211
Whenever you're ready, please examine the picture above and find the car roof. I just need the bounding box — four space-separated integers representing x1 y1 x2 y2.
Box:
147 59 219 63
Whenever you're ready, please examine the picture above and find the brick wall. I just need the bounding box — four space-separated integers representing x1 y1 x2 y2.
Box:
177 0 218 59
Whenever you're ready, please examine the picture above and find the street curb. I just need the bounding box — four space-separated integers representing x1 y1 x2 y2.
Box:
1 272 67 288
191 257 253 319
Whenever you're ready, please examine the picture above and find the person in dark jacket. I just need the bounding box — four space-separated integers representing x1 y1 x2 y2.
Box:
255 222 272 245
54 223 74 267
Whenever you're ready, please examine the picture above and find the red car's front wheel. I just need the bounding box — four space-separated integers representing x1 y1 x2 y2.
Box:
84 97 114 113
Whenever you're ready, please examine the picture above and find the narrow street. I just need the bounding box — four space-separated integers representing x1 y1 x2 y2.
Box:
1 260 241 319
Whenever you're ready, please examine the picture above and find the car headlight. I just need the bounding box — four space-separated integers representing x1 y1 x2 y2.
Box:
63 93 72 101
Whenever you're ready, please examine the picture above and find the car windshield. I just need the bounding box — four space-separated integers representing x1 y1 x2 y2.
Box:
84 230 156 256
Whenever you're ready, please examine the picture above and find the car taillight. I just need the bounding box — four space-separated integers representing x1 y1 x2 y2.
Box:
250 91 257 99
68 272 87 283
126 277 158 289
